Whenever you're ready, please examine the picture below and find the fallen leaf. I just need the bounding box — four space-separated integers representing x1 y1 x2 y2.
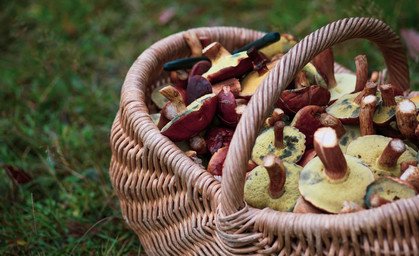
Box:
158 8 176 25
3 165 33 184
401 28 419 62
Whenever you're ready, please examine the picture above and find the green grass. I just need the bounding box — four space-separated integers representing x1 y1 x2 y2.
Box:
1 0 418 255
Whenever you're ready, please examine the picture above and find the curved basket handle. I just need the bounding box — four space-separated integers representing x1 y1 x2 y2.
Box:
220 17 410 215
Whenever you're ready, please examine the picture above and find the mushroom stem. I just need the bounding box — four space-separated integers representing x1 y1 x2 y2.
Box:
159 86 187 114
339 201 365 214
401 161 418 174
274 121 285 149
354 81 378 105
319 113 346 138
377 139 406 168
379 84 396 107
183 31 203 57
313 127 348 180
294 70 310 89
400 165 419 191
359 95 377 136
369 193 391 208
354 55 368 93
202 42 231 62
312 47 336 89
263 154 286 199
266 108 285 128
396 99 418 139
189 136 208 155
370 71 379 82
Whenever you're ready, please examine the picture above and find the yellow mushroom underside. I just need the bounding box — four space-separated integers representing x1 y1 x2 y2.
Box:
251 126 306 165
373 96 403 125
244 162 302 212
299 155 374 213
339 125 361 152
202 51 248 79
328 73 357 101
346 135 417 178
368 178 417 203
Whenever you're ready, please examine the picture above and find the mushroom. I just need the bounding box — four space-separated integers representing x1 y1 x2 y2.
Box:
207 146 229 176
205 126 234 154
275 85 331 115
345 135 417 178
365 176 418 209
212 78 241 97
359 95 377 136
161 93 217 141
251 121 306 165
373 84 404 126
202 42 253 84
292 196 324 214
326 81 379 124
217 86 238 127
395 99 418 139
258 33 298 59
338 201 365 214
400 165 419 191
244 154 302 212
299 127 374 213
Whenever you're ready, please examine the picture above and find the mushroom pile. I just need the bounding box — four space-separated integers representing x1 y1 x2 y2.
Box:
154 31 419 214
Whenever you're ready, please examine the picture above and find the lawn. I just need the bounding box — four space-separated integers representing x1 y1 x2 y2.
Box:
1 0 418 255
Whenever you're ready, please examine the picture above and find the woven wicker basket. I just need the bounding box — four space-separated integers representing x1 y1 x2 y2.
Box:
110 17 419 255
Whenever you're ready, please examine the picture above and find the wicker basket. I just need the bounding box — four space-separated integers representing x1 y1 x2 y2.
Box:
110 17 419 255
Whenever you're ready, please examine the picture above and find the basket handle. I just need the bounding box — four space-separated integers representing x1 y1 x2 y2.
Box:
220 17 410 215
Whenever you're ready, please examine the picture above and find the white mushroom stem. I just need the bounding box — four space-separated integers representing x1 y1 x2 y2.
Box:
263 154 286 199
400 165 419 191
202 42 231 62
369 193 391 208
359 95 377 136
274 121 285 149
354 55 368 93
319 113 346 138
159 86 187 114
396 99 418 139
313 127 348 180
377 139 406 168
401 161 418 174
379 84 396 107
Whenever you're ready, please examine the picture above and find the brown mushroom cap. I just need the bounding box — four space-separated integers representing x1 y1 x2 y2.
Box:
365 176 417 208
346 135 417 178
244 161 302 212
251 126 306 165
161 94 217 141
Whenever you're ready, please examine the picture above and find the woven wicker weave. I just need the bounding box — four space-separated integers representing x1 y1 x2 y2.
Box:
110 17 419 255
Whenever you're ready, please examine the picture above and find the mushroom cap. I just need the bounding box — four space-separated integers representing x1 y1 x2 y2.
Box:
299 155 374 213
373 95 404 126
346 135 417 178
251 126 306 165
259 34 297 59
203 51 252 84
365 176 417 208
244 162 302 212
239 60 279 98
339 125 361 152
326 91 381 125
328 73 357 102
161 94 217 141
301 62 327 88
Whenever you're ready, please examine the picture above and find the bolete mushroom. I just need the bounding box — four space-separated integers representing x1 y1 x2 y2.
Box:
251 121 306 165
345 135 417 178
395 99 418 139
373 84 404 126
244 154 302 212
365 176 418 209
202 42 253 84
400 165 419 191
326 81 380 124
299 127 374 213
258 33 298 59
161 94 217 141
